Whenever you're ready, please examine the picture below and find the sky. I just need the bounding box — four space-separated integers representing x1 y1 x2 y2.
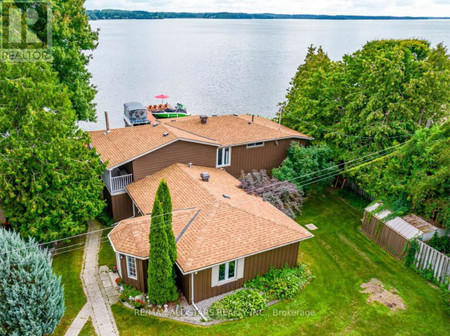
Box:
84 0 450 17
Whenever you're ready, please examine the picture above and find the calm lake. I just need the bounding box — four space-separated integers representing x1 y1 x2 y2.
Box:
80 19 450 131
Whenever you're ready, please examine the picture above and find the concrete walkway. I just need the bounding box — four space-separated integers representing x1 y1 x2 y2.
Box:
65 220 119 336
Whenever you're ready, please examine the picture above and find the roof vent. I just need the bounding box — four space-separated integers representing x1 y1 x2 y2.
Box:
252 114 255 122
200 115 208 124
233 113 238 117
152 122 159 127
223 194 231 199
248 121 251 124
188 162 193 168
200 172 210 182
163 132 169 137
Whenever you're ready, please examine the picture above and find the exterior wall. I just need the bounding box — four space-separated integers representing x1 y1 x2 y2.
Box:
362 211 408 260
224 139 304 177
132 140 217 181
180 242 300 303
118 254 148 293
106 190 133 221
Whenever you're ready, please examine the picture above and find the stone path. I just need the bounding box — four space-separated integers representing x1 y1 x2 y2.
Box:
65 220 119 336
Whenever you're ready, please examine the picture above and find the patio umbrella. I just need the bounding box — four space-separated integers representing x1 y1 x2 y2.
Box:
155 94 169 103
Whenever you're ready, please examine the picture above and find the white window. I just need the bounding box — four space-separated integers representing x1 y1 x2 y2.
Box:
217 147 231 167
218 260 236 282
246 142 264 148
126 255 137 280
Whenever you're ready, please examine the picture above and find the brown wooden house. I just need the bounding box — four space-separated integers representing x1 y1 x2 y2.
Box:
89 114 312 221
108 163 313 303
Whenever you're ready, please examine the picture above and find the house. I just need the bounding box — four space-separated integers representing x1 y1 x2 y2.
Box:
108 163 313 303
89 114 312 221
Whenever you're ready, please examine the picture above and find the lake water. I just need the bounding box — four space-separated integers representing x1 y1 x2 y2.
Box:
80 19 450 131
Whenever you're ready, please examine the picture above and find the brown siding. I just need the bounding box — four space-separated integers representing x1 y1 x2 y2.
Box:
111 193 133 221
180 242 300 303
362 211 408 260
225 139 304 177
119 256 147 293
132 140 217 181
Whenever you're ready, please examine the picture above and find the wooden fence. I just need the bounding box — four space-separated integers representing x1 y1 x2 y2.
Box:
415 240 450 289
362 212 408 260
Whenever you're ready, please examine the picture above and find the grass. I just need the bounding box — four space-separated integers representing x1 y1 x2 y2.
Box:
111 190 450 335
52 236 87 336
79 318 97 336
336 187 371 211
98 227 116 269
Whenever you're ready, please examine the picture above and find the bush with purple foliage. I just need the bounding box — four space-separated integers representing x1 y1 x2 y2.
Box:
238 169 303 219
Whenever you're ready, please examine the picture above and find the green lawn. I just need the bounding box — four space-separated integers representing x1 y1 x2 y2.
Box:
112 191 450 335
98 227 115 269
79 318 96 336
52 236 87 336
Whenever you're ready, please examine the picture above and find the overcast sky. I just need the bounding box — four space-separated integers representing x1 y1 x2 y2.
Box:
84 0 450 17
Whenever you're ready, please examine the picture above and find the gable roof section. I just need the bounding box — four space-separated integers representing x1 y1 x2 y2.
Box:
110 163 313 273
161 114 312 146
89 115 312 169
89 123 218 169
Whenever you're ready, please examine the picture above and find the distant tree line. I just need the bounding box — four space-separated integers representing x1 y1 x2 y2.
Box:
86 10 448 21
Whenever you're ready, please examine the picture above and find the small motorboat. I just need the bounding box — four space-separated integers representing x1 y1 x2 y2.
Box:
149 103 190 119
123 101 150 127
150 94 190 119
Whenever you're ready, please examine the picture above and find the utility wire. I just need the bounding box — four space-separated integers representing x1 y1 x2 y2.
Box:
1 140 407 256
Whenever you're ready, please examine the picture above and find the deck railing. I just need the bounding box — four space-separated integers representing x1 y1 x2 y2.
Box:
111 174 133 193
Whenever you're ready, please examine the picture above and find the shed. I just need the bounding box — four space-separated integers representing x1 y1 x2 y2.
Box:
361 203 442 260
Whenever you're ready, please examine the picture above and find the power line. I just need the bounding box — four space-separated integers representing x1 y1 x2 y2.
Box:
1 140 407 256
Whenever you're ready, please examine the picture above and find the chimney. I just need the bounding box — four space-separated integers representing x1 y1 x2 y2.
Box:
200 115 208 124
200 172 210 182
104 111 110 134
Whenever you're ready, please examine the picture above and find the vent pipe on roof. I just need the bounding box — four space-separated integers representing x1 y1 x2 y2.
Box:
188 162 193 169
252 114 255 122
163 132 169 137
200 172 210 182
200 115 208 124
104 111 110 134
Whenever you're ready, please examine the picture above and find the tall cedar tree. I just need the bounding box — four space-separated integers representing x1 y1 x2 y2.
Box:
0 60 106 242
155 179 177 264
0 229 64 334
147 199 178 304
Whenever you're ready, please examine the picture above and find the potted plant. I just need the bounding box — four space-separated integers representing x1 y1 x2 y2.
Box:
112 265 118 273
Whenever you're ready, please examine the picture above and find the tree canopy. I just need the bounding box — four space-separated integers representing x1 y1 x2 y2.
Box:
279 39 450 225
279 40 450 161
350 122 449 227
273 143 338 194
0 229 64 335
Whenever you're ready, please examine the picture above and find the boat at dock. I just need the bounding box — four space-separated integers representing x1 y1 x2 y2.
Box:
148 103 190 118
123 101 151 127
